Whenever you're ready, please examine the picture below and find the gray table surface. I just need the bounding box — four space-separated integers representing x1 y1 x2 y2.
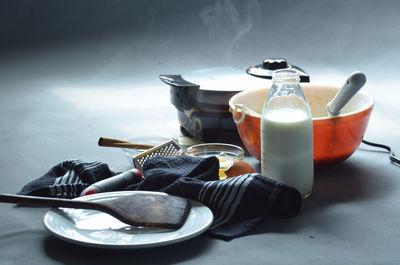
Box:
1 1 400 264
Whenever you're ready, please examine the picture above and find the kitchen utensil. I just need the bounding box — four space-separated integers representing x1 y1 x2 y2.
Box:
80 169 143 196
326 71 367 116
98 137 184 172
0 192 191 229
118 136 173 165
229 84 374 168
98 137 154 150
159 58 308 140
132 139 184 172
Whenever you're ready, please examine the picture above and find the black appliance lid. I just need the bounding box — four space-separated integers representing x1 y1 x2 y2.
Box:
247 58 310 82
182 67 267 92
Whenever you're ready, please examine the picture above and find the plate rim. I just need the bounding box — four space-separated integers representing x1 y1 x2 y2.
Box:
43 191 213 249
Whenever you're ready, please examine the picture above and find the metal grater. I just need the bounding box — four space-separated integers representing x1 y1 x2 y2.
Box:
133 139 184 172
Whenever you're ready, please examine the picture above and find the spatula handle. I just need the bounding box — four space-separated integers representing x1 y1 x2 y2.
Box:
0 193 104 212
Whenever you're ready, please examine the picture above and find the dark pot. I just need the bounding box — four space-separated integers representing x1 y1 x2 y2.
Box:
160 58 309 141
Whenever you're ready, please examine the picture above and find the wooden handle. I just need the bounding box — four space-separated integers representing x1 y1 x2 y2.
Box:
98 137 154 150
0 193 106 212
98 137 130 144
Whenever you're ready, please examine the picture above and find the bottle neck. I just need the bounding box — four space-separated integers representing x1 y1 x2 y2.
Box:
272 69 300 83
266 69 308 104
270 81 301 97
270 69 301 95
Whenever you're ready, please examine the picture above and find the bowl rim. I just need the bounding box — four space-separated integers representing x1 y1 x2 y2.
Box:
186 143 245 160
228 84 374 121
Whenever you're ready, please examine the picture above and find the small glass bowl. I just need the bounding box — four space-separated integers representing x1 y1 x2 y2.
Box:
186 143 244 160
187 143 245 179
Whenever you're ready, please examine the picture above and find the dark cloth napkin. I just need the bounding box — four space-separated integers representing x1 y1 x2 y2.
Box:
18 156 302 240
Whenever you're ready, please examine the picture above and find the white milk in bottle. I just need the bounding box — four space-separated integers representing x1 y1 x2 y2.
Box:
261 69 313 198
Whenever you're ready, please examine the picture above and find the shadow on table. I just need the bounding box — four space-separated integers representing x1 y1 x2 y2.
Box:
43 234 216 264
246 157 397 237
307 158 395 208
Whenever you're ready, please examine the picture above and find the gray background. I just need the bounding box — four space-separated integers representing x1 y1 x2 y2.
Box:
1 0 400 264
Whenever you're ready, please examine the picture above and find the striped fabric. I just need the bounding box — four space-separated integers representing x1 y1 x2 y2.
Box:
49 168 86 198
19 159 115 198
198 174 254 229
19 156 302 240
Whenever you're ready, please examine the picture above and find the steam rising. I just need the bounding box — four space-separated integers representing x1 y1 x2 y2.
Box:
199 0 261 59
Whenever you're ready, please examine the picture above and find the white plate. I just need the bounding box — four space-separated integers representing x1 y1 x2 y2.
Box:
43 191 213 249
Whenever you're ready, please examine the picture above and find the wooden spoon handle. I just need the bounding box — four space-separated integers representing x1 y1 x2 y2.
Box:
98 137 154 150
98 137 130 144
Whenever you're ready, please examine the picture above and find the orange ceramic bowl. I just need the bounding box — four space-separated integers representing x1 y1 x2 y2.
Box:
228 84 374 168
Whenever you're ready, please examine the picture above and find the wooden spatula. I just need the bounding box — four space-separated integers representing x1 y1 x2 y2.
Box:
0 192 191 229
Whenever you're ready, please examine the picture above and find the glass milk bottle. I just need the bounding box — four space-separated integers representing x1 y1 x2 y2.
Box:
261 69 313 198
